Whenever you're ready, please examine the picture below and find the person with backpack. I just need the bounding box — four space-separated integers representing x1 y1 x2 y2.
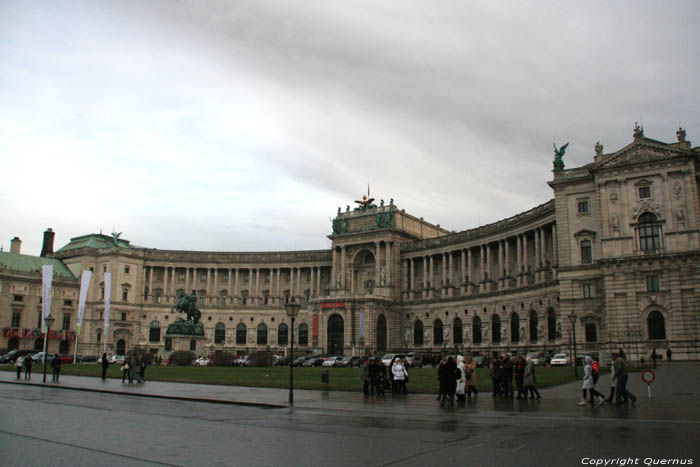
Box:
579 356 604 405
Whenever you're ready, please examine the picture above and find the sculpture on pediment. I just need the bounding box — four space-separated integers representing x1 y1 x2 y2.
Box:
405 328 411 343
675 207 685 227
389 198 394 206
610 215 619 232
677 127 686 143
595 141 603 156
632 201 662 220
380 199 384 207
386 210 394 227
111 230 122 246
332 218 341 235
633 122 644 139
553 142 569 171
341 218 348 233
380 268 386 285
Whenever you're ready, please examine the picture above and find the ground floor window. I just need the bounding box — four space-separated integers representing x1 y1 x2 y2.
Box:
647 310 666 340
585 323 597 342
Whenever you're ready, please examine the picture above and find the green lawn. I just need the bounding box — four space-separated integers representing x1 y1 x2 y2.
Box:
1 364 581 393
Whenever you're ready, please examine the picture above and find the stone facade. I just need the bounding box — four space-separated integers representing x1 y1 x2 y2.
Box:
1 127 698 362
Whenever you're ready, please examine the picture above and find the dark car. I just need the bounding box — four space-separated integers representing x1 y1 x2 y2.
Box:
57 354 74 364
349 356 362 367
77 355 98 363
0 349 36 364
292 356 309 367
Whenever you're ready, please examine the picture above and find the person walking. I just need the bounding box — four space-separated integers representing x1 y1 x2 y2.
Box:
139 355 147 382
122 359 130 383
651 348 658 368
438 356 459 407
578 356 603 405
603 353 625 405
614 349 637 406
514 355 526 399
456 355 466 403
361 358 371 396
391 357 408 396
464 355 478 398
490 356 502 397
24 354 33 380
524 357 541 399
51 356 61 382
101 353 109 380
15 356 23 379
501 354 514 399
666 348 672 362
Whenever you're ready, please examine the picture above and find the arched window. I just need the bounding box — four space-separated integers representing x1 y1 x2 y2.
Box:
96 330 102 346
235 323 246 345
492 315 501 343
647 310 666 340
257 323 268 345
510 313 520 342
414 320 424 346
547 308 556 341
472 316 482 344
298 323 309 346
639 213 662 251
453 318 463 345
376 315 387 353
433 319 443 345
529 310 538 342
149 321 161 343
215 323 225 344
278 323 288 345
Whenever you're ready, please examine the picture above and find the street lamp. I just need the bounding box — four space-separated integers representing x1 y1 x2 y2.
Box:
42 314 55 383
285 297 301 405
568 312 578 377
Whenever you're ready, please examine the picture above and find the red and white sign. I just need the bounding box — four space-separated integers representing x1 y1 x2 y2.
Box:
322 302 346 309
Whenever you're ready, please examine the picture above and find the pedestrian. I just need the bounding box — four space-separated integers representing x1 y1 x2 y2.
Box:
122 360 130 383
666 348 672 362
602 353 624 405
578 356 603 405
101 353 109 380
501 354 514 399
490 356 502 397
361 358 371 396
139 356 147 382
24 354 33 380
651 348 658 368
128 355 135 384
15 356 23 379
376 371 387 396
391 357 407 396
514 355 526 399
455 355 466 403
51 356 61 382
464 354 478 398
524 357 541 399
438 356 459 407
369 358 379 395
614 349 637 406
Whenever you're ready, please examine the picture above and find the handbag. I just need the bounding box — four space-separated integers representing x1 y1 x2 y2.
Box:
456 380 466 395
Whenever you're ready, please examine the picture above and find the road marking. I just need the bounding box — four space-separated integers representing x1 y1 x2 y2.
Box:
563 445 575 454
513 443 528 451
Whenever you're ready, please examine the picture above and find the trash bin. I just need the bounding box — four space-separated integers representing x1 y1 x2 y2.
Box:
321 370 329 384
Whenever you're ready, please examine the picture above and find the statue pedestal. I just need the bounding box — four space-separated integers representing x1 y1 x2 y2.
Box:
165 319 206 356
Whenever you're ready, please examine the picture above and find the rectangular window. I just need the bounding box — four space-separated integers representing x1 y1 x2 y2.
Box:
121 312 127 321
646 275 660 292
124 266 130 274
190 339 196 351
578 200 589 214
639 186 651 199
580 240 592 264
122 288 128 301
103 265 107 273
585 323 597 342
13 295 23 302
201 273 207 281
37 312 42 328
63 299 73 307
62 314 71 330
583 283 594 298
11 312 21 328
101 287 105 300
164 338 172 351
179 273 186 281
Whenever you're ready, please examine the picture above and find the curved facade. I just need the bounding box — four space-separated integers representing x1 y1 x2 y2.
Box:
1 127 698 361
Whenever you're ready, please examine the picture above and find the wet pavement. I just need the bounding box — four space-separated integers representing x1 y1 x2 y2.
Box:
1 362 698 422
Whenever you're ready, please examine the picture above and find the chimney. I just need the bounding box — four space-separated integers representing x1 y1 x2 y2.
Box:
10 237 21 254
41 228 55 257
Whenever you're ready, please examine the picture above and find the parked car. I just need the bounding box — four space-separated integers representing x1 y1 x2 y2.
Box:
302 356 325 367
335 356 352 367
109 355 126 364
193 357 211 366
549 353 570 366
77 355 98 363
292 356 309 367
322 356 344 367
349 356 362 367
526 352 544 366
57 354 74 364
234 355 251 367
0 349 36 364
30 352 57 364
405 352 423 368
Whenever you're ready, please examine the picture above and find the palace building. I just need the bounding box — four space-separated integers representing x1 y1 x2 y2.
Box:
1 126 698 362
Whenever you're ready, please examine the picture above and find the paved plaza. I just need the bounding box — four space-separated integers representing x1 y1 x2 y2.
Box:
0 362 698 466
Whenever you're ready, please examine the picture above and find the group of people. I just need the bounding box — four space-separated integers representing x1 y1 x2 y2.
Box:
437 355 480 406
361 356 409 396
118 354 149 384
580 348 637 407
14 355 62 382
489 354 541 401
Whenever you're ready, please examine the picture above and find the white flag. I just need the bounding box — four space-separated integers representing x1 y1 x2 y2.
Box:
41 265 53 327
359 312 365 338
104 272 111 328
76 270 92 333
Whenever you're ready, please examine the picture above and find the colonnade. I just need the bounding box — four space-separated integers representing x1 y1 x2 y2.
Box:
403 223 557 299
144 264 329 306
330 241 394 293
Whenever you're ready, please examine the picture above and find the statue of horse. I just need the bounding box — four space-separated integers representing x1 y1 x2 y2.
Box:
172 291 201 324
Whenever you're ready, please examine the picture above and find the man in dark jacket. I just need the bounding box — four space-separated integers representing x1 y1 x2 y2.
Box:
501 354 514 399
101 353 109 380
438 356 459 407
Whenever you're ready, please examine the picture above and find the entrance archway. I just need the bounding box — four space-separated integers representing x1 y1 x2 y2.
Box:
327 314 344 355
8 337 18 350
116 339 126 355
376 314 387 353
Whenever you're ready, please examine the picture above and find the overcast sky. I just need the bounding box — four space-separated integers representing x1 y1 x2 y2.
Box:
1 1 698 256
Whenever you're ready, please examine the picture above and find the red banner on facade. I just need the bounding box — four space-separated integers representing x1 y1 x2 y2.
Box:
313 314 319 338
321 302 346 309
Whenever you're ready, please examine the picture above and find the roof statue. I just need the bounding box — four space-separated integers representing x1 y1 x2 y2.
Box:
633 122 644 139
595 141 603 156
111 230 122 246
354 184 375 209
553 142 569 171
677 127 686 143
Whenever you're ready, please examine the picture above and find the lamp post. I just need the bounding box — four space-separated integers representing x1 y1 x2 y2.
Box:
285 297 301 405
42 314 55 383
568 312 578 377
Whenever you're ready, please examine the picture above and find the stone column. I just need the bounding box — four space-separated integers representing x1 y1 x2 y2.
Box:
448 251 454 297
233 268 239 304
163 266 169 301
184 268 190 294
422 255 428 298
227 268 233 304
213 268 219 302
480 245 486 293
332 248 337 288
523 233 529 285
504 239 510 289
460 250 466 294
385 242 391 286
534 229 540 283
498 240 504 289
428 254 434 299
441 252 447 296
341 246 347 289
552 224 558 280
146 266 153 302
375 242 381 286
541 226 548 279
256 268 261 303
409 258 414 294
516 235 522 287
290 267 295 300
310 267 315 297
467 248 473 294
316 266 321 296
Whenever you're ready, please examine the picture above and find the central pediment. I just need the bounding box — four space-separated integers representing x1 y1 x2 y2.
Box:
595 138 691 170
